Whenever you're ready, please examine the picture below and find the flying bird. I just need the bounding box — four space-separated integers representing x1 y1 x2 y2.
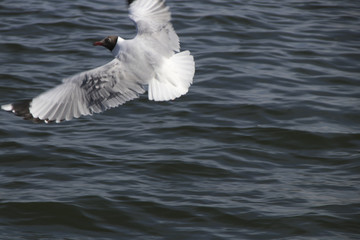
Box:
1 0 195 123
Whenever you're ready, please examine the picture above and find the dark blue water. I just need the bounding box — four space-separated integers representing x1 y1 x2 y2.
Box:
0 0 359 239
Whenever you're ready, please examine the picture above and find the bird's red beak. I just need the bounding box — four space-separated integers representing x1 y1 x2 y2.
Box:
93 41 103 46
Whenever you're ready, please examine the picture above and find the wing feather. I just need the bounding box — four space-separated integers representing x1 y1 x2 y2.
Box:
129 0 180 52
29 59 145 122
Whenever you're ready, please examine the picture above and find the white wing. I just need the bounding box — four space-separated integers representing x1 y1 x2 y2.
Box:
129 0 180 53
29 59 145 123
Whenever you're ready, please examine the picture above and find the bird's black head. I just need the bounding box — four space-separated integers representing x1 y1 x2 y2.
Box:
93 36 118 51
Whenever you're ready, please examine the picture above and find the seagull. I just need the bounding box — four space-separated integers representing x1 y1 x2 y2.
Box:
1 0 195 123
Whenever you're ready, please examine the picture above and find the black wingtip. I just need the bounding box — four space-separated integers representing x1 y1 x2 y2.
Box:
2 99 50 123
127 0 135 6
9 99 32 117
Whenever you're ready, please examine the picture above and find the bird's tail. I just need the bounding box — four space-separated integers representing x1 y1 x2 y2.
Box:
148 50 195 101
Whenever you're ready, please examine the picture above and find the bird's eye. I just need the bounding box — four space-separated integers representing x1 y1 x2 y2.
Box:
105 38 111 43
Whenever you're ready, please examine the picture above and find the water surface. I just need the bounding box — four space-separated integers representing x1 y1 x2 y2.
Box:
0 0 359 239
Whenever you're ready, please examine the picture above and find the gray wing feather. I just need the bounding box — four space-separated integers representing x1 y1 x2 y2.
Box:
29 59 145 122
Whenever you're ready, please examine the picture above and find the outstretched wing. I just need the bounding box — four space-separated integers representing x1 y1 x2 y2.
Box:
128 0 180 53
27 58 145 123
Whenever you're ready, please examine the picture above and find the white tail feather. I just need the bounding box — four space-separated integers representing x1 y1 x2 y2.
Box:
148 50 195 101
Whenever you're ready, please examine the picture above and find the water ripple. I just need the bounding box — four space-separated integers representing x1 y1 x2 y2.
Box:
0 0 359 239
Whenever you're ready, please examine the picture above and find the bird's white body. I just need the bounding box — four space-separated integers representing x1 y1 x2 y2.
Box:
2 0 195 123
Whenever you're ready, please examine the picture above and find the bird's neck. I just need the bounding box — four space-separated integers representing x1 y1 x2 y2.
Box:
111 37 125 57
